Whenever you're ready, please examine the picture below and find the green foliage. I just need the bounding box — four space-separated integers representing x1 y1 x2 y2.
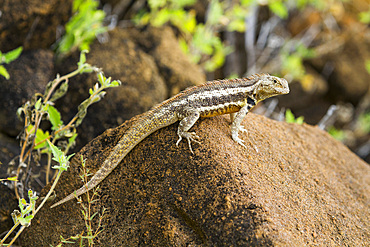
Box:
328 126 346 141
268 0 289 19
295 0 337 10
285 109 304 124
0 47 23 79
365 59 370 74
26 125 49 149
55 0 107 58
0 176 17 182
135 0 325 72
48 140 74 172
281 42 316 80
12 190 38 227
53 155 106 247
358 112 370 134
0 51 120 246
134 0 259 71
359 9 370 24
47 105 63 131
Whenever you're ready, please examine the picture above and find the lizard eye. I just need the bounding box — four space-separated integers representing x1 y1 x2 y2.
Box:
273 79 277 83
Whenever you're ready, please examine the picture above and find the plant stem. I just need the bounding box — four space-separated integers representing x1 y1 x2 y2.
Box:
0 222 19 245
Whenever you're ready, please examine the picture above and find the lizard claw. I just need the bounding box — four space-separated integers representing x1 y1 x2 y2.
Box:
176 132 201 154
238 125 248 133
232 135 247 148
232 131 259 152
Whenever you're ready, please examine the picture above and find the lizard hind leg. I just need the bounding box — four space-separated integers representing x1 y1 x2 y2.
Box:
176 109 201 154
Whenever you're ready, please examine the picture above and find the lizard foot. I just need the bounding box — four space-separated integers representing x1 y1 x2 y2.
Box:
232 131 259 152
176 132 201 154
239 125 248 132
232 134 247 148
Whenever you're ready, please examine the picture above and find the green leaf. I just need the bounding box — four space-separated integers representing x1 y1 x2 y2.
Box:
7 176 18 181
48 140 73 172
192 25 214 55
285 109 304 124
171 0 196 8
365 59 370 74
149 0 166 9
27 125 49 149
3 47 23 64
178 38 189 54
328 126 345 141
49 81 69 102
152 8 171 26
78 50 88 67
282 54 305 79
20 198 27 207
0 65 10 79
359 10 370 24
47 140 64 162
181 10 196 33
285 109 295 123
228 19 246 32
34 98 42 111
208 0 223 25
55 0 107 56
97 72 105 85
268 1 288 19
295 116 304 125
47 105 63 130
358 113 370 134
110 80 121 87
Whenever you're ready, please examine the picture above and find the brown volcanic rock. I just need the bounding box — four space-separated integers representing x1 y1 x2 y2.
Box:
20 113 369 246
120 26 206 95
0 0 73 52
0 49 54 136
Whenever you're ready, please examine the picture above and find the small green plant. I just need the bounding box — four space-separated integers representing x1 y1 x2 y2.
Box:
55 0 107 58
0 141 73 246
0 47 23 79
285 109 304 124
54 155 106 247
0 51 120 246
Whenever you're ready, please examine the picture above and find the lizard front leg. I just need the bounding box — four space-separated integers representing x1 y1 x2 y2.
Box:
230 105 250 147
176 108 201 153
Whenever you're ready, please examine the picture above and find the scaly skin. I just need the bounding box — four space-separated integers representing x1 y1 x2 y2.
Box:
51 73 289 208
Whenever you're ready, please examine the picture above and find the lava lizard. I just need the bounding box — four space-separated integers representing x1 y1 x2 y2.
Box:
51 73 289 208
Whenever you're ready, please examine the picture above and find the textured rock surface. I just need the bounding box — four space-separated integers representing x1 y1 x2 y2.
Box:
0 49 54 136
20 113 369 246
0 0 73 52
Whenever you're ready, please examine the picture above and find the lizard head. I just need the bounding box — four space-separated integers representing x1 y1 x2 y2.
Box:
253 74 290 102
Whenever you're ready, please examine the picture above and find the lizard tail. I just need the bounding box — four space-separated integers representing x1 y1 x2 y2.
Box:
50 185 88 208
50 111 177 208
50 137 136 209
